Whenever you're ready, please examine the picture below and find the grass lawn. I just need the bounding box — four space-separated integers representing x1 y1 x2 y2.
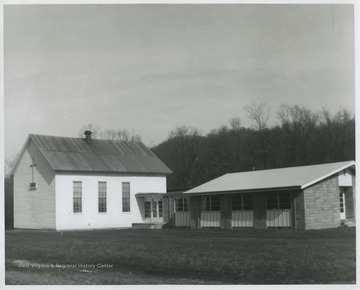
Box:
5 227 356 285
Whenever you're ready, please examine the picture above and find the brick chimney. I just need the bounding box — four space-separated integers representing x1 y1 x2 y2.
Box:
84 131 92 144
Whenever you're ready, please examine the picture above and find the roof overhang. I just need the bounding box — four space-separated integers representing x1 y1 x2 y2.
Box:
300 161 355 189
183 186 301 196
55 170 171 176
136 192 166 197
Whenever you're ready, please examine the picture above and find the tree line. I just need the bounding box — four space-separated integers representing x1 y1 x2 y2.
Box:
151 103 355 191
78 123 142 142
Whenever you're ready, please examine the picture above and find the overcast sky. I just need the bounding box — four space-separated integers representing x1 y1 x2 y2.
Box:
4 4 355 160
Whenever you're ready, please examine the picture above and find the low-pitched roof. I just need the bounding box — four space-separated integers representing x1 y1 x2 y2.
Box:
184 161 355 195
11 134 172 175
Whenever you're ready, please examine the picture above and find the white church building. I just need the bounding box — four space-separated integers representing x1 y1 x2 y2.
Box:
10 132 172 230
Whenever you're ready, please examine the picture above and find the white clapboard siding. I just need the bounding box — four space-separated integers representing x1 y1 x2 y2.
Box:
14 141 56 229
175 212 191 227
200 212 220 227
266 209 292 227
231 210 254 227
55 174 167 230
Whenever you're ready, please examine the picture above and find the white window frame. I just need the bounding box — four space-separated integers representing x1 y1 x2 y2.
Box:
122 182 131 212
73 181 82 213
175 198 189 212
98 181 107 213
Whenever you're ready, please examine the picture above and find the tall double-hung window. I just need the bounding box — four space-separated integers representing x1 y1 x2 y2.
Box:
98 181 107 213
73 181 82 213
122 182 130 212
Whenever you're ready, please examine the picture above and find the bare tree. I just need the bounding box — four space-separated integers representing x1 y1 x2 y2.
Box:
243 101 271 131
277 104 319 165
79 124 142 142
243 101 271 168
228 117 242 131
319 108 353 161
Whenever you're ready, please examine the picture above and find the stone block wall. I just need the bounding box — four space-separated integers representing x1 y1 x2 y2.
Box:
293 191 305 230
303 175 340 230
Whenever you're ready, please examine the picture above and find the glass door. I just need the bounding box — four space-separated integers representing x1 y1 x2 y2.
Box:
144 198 163 223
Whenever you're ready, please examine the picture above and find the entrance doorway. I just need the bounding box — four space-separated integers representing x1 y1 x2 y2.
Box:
144 198 163 223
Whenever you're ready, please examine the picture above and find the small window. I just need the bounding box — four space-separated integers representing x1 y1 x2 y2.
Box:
203 196 220 212
98 181 107 213
176 198 189 212
29 182 37 190
73 181 82 213
267 193 291 210
122 182 130 212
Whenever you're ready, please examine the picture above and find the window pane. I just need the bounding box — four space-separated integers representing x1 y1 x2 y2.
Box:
340 192 345 213
176 198 184 212
73 181 82 213
279 193 291 209
243 194 253 210
152 201 157 218
159 200 163 218
98 182 107 212
203 197 211 211
122 182 130 212
232 195 243 210
211 196 220 211
177 198 189 212
145 201 151 218
184 198 189 212
267 193 278 209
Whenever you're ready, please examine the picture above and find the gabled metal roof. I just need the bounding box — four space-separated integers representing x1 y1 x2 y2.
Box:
184 161 355 195
12 134 172 175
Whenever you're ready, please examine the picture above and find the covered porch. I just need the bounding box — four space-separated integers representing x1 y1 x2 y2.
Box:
134 192 165 228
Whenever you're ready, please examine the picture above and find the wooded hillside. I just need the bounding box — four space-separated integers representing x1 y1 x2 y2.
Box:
152 104 355 191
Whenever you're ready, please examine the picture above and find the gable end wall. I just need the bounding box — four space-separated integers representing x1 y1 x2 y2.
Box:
303 175 340 230
13 141 56 229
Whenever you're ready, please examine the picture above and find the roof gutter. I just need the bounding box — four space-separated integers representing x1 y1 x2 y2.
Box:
183 186 302 196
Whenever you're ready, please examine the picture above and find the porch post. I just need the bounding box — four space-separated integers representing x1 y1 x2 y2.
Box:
190 196 201 229
163 194 175 228
253 193 267 229
220 195 232 229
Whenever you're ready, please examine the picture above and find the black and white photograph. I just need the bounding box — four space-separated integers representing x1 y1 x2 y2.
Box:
2 1 357 286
